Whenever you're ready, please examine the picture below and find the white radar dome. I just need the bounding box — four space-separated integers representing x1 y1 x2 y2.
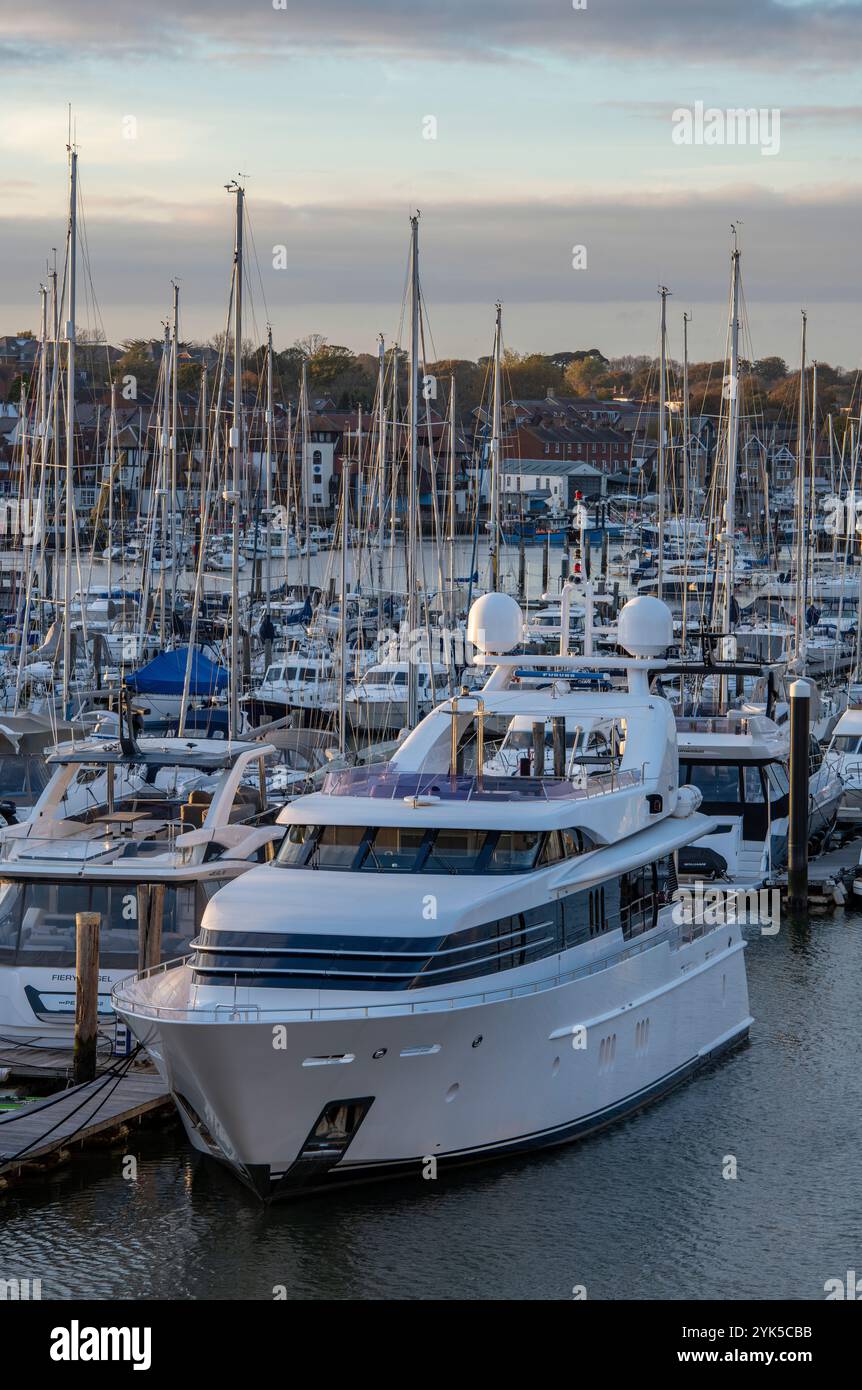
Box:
617 595 673 658
467 592 524 654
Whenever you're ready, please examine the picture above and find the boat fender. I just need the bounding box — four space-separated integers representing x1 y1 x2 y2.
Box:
673 785 703 818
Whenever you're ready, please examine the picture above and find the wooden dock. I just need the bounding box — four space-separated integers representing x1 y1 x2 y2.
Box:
0 1041 116 1082
0 1067 171 1186
769 833 862 909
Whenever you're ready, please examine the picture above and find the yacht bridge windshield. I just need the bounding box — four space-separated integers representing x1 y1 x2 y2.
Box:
276 823 596 874
680 759 789 837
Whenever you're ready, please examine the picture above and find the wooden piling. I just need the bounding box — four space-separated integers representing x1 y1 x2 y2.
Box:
74 912 100 1086
787 679 811 916
532 721 545 778
139 883 164 973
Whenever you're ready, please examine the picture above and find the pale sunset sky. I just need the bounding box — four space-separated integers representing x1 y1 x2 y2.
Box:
1 0 861 366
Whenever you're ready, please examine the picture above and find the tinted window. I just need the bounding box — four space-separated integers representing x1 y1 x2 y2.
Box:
487 831 542 872
743 765 765 803
363 826 429 872
685 763 742 803
424 829 489 873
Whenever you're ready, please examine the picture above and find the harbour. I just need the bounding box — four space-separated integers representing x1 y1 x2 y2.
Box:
3 0 862 1339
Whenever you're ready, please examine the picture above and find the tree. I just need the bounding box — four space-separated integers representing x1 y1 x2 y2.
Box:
751 356 788 383
115 340 159 393
502 350 565 400
563 355 613 397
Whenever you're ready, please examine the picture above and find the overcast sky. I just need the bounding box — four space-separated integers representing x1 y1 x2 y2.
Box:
1 0 861 365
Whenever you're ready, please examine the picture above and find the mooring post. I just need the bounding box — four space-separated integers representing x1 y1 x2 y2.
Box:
74 911 100 1086
532 721 545 778
552 716 566 778
141 883 165 973
136 884 150 974
787 678 811 916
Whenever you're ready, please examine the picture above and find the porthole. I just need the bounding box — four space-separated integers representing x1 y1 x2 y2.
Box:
372 1048 387 1060
472 1035 483 1049
445 1083 460 1102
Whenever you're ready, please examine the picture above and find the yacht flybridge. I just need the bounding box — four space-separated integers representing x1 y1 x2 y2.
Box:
0 733 279 1046
114 590 752 1200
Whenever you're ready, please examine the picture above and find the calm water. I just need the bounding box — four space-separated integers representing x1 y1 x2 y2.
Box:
2 909 862 1301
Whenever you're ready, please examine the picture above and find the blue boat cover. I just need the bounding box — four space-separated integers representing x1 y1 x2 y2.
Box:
125 647 228 696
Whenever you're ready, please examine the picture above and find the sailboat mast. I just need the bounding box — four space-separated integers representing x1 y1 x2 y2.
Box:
338 425 348 757
809 359 817 622
170 280 179 622
681 310 691 643
375 332 385 566
407 213 420 729
159 319 170 646
107 381 116 599
657 286 669 602
50 257 60 587
795 311 807 658
265 324 273 616
490 302 502 591
723 233 741 634
448 374 456 629
229 180 244 736
300 359 311 593
61 146 77 714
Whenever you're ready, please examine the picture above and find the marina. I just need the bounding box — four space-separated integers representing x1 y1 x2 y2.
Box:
3 0 862 1338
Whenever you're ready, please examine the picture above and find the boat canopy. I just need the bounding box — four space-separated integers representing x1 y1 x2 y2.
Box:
126 648 228 697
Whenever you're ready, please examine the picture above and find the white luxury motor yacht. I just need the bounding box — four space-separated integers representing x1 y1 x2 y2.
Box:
114 590 752 1199
0 727 279 1047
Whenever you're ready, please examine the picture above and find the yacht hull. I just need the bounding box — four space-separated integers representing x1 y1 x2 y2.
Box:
118 919 751 1199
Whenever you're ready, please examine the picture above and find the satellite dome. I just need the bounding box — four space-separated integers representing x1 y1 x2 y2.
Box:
467 592 524 654
617 596 673 658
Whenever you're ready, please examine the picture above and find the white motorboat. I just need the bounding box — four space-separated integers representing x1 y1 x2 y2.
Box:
0 732 279 1047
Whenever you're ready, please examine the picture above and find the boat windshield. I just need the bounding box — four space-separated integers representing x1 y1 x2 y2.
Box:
0 756 50 800
833 734 862 754
0 878 201 967
276 824 590 873
362 671 408 687
681 762 767 804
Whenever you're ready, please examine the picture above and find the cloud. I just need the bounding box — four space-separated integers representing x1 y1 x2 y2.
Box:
2 0 862 70
1 184 860 342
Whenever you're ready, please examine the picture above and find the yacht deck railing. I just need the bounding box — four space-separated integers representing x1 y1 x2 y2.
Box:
111 914 722 1026
321 767 642 803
